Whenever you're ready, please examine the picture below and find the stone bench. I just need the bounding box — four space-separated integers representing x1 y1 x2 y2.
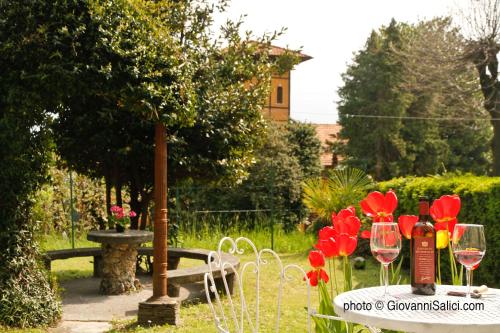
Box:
43 247 239 296
43 247 102 277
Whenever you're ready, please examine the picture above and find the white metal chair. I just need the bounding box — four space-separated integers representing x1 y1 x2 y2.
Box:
204 236 379 333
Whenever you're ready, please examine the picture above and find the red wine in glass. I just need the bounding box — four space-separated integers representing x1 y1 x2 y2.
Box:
370 223 402 298
372 248 400 264
454 249 484 267
452 224 486 298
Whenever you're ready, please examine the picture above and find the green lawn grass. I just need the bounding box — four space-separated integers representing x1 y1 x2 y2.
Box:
7 230 398 333
105 231 387 333
108 252 384 333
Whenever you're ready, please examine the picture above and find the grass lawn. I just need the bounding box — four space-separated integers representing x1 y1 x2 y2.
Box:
0 232 406 333
108 251 384 333
4 230 402 332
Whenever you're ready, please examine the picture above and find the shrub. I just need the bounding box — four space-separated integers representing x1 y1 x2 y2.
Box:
285 121 322 179
378 174 500 287
0 115 61 327
173 123 322 233
0 225 61 328
32 163 107 235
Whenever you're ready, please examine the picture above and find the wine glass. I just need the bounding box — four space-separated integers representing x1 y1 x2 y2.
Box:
452 224 486 298
370 223 402 298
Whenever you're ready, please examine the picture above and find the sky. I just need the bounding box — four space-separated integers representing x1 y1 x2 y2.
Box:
214 0 468 124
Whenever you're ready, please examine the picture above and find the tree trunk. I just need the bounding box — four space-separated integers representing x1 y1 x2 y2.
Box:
105 175 112 229
471 43 499 174
492 114 500 175
139 192 152 230
129 183 140 230
115 180 123 207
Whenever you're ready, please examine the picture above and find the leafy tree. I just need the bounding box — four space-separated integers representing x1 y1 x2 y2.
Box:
172 121 321 232
335 18 492 180
460 0 500 174
336 19 413 180
399 18 492 175
231 124 307 231
53 1 293 229
286 121 322 179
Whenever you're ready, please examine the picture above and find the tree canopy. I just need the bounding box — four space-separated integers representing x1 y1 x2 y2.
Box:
335 18 492 180
52 0 295 228
460 0 500 174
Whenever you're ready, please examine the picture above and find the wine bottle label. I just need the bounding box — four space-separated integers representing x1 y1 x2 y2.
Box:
414 237 435 284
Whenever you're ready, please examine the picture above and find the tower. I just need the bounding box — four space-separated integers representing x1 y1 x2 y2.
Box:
262 45 311 122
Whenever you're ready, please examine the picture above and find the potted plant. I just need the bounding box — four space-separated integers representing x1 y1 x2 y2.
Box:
110 205 136 232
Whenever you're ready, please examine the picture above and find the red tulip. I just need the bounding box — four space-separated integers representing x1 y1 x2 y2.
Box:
332 206 361 237
360 230 371 239
435 222 447 231
305 269 329 286
430 195 460 234
471 263 480 271
335 234 357 256
360 190 398 222
315 238 339 258
308 250 325 268
319 226 337 240
398 215 418 240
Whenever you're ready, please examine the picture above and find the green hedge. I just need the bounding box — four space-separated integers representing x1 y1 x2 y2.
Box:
378 174 500 287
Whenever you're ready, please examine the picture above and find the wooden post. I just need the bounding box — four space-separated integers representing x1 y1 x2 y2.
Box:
138 122 179 326
153 122 168 296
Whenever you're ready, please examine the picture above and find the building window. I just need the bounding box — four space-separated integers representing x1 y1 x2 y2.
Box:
277 85 283 104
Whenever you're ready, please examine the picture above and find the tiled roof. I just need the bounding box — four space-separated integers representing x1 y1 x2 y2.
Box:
267 44 312 62
314 124 341 167
249 41 312 63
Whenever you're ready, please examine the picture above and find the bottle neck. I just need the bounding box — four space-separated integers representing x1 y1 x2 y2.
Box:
418 201 430 221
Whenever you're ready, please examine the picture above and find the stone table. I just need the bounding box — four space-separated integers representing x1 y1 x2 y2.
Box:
87 230 153 295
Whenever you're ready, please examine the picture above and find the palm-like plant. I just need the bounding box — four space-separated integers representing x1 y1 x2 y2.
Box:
303 168 373 220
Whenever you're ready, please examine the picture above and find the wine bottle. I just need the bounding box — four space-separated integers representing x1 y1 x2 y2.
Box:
411 196 436 295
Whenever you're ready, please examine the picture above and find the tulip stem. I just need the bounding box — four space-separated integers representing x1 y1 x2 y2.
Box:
332 257 339 294
448 241 462 285
317 281 321 305
437 249 441 285
328 259 334 299
448 242 457 285
343 256 352 292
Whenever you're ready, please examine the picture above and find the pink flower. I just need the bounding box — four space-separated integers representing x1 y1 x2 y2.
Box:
110 205 122 213
129 211 137 218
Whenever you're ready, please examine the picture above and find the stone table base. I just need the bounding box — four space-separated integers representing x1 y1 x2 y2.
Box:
100 243 141 295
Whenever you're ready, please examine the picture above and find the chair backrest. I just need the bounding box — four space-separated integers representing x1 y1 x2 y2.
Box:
204 236 313 333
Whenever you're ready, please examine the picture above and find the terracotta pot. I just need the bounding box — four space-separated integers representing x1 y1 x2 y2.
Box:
116 224 125 233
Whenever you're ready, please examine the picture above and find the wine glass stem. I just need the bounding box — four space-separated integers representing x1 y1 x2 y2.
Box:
384 264 389 297
466 267 472 298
